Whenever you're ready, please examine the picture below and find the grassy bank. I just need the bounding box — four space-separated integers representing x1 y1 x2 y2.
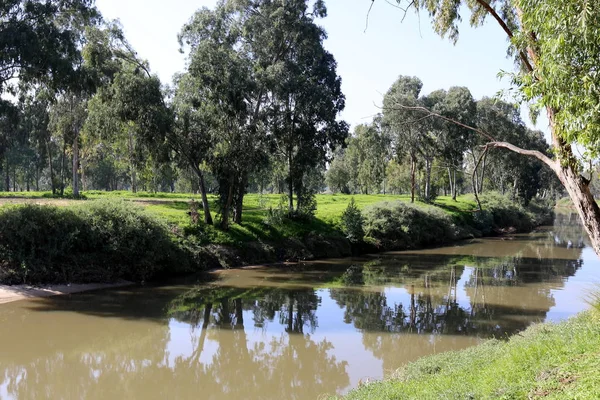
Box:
0 191 553 284
335 306 600 399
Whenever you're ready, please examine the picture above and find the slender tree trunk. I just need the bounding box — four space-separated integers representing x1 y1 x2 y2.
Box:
220 174 235 230
452 170 457 201
447 167 453 199
45 140 55 194
5 157 9 192
234 172 247 224
479 151 488 194
424 157 432 200
193 166 213 225
72 133 79 197
470 151 479 196
410 154 416 203
60 141 66 196
288 151 294 213
128 130 137 193
81 157 86 192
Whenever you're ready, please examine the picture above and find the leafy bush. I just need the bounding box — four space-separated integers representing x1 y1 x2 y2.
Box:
363 201 456 250
0 199 190 284
340 198 364 242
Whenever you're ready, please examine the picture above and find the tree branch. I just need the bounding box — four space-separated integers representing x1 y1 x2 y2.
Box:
473 0 533 73
378 103 497 142
379 102 557 170
485 141 556 171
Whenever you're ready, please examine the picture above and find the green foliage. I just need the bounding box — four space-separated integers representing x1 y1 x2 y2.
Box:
0 0 99 93
478 192 536 233
363 201 456 250
0 199 189 284
515 0 600 158
340 198 364 242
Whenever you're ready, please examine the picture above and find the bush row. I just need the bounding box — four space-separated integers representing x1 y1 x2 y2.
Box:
0 199 191 284
348 192 553 251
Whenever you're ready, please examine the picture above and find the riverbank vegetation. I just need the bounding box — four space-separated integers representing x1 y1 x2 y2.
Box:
336 305 600 400
0 191 553 284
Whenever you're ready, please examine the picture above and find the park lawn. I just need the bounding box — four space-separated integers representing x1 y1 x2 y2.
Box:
334 307 600 400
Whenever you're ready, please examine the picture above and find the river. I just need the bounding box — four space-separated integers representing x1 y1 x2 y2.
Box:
1 212 599 399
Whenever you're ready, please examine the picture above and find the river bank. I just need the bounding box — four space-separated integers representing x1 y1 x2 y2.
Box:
0 281 132 305
335 307 600 399
0 192 553 286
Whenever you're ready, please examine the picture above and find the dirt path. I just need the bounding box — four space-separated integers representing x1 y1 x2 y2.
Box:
0 197 79 206
0 281 133 305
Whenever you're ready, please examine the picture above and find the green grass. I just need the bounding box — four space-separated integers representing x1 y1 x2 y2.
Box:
335 308 600 400
0 190 540 248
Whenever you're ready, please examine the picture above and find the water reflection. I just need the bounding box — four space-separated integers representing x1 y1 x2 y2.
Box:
0 213 598 399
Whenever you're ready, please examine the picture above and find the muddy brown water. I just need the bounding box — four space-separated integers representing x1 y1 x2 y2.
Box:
1 213 599 399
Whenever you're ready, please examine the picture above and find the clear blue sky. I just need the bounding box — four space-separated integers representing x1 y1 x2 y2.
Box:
95 0 549 139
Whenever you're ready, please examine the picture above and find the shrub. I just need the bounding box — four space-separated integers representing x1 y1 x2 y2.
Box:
340 198 364 242
478 192 541 233
0 199 190 284
363 201 456 250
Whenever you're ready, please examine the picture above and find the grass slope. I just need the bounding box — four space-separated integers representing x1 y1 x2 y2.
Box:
336 309 600 400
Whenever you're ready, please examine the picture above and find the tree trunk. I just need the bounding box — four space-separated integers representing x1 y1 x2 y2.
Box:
220 174 235 230
479 151 488 194
5 157 9 192
46 140 55 195
193 166 213 225
470 151 479 196
410 154 416 203
424 157 432 200
60 141 66 196
72 133 79 197
447 167 453 200
452 170 457 201
128 130 137 193
234 172 247 224
558 164 600 255
288 152 294 213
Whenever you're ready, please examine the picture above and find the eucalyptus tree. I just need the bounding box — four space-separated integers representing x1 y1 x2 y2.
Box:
84 24 170 194
382 75 430 203
179 0 346 226
437 87 476 200
0 0 99 94
251 0 348 214
170 73 215 225
49 92 88 195
179 4 268 229
343 121 390 194
378 0 600 254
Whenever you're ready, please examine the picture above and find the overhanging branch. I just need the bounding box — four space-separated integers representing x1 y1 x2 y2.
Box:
379 102 557 170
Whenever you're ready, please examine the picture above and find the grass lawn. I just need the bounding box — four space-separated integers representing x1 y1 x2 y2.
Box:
335 307 600 399
0 190 479 246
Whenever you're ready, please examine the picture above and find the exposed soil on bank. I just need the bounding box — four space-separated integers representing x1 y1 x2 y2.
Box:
0 281 133 305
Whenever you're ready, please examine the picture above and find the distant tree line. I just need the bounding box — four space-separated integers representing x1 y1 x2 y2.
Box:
326 76 563 205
